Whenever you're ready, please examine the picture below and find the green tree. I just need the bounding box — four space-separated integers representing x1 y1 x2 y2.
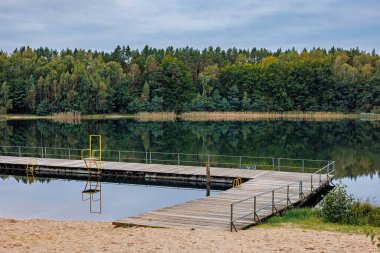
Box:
0 81 12 113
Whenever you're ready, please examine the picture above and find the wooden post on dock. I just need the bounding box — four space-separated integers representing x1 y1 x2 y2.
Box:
206 163 211 184
206 163 211 196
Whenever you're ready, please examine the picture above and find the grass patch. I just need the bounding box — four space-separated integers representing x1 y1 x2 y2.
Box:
259 208 380 235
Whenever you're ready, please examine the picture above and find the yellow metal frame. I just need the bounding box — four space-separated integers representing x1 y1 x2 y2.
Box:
81 135 102 173
232 177 242 188
26 158 36 183
82 176 102 214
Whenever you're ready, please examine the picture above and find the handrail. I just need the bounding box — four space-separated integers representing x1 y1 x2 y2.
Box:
0 145 335 177
230 160 335 231
230 180 304 232
0 145 330 162
313 161 334 174
231 181 300 206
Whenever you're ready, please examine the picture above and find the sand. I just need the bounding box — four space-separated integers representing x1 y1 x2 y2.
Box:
0 219 376 253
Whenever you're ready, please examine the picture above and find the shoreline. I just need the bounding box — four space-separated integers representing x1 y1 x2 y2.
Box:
1 111 380 122
0 218 376 252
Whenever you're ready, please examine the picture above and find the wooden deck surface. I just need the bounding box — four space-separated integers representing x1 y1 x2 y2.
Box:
0 155 331 231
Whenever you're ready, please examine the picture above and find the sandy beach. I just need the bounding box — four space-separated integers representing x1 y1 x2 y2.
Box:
0 218 376 253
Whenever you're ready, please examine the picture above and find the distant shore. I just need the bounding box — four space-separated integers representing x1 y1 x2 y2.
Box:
1 111 380 122
0 218 376 253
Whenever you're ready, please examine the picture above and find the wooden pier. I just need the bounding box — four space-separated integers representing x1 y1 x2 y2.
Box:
0 154 334 231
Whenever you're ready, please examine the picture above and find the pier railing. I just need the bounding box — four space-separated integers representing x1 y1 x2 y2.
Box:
229 160 335 232
0 146 335 190
0 145 334 174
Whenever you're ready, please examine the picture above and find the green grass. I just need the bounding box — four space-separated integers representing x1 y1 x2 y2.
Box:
259 208 380 235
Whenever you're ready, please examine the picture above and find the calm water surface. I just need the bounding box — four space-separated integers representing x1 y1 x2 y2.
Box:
0 175 218 221
0 118 379 215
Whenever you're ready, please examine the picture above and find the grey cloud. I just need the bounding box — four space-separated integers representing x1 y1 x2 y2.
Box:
0 0 379 52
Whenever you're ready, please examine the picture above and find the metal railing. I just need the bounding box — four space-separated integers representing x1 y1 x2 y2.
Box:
229 160 335 232
0 145 334 173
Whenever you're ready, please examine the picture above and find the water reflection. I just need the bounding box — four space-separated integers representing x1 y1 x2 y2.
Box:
82 176 102 214
0 174 219 221
0 118 379 201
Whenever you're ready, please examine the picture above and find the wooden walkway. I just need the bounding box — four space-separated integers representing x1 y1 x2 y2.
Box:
0 155 333 231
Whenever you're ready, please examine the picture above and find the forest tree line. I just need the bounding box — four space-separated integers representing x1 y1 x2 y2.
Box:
0 45 379 115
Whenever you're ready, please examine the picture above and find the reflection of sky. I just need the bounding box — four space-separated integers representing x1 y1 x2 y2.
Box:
340 172 380 204
0 177 218 221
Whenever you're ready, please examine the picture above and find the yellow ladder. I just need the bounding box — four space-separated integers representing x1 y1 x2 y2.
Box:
81 135 102 174
82 176 102 214
26 158 36 183
232 177 242 188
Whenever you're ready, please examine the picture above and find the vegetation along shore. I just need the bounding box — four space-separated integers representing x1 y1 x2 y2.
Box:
0 46 379 117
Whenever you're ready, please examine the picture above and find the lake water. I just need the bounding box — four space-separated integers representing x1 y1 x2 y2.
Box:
0 175 218 221
0 119 379 205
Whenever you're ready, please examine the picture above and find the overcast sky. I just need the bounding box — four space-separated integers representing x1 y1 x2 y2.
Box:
0 0 379 53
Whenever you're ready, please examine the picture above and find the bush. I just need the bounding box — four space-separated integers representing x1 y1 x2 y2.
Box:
319 183 355 223
368 207 380 227
320 183 380 227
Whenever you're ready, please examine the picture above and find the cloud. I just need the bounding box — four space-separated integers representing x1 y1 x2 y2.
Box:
0 0 379 52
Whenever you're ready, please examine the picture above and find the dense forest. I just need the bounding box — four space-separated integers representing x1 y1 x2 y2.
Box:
0 45 379 115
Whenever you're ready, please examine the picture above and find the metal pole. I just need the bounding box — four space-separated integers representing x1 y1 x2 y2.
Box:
41 147 44 158
44 147 47 158
207 155 210 167
278 158 281 171
311 175 313 191
327 162 330 176
149 152 152 164
178 153 180 165
118 151 121 162
272 190 275 214
254 196 257 221
68 148 71 159
18 146 21 157
239 156 242 169
145 152 148 164
299 181 303 199
230 204 233 232
272 158 275 170
302 159 305 173
287 185 290 205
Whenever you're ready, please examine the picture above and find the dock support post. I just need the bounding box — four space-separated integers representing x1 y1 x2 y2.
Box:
177 153 180 165
299 181 303 199
254 196 257 221
277 158 281 171
206 163 211 185
272 190 275 213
